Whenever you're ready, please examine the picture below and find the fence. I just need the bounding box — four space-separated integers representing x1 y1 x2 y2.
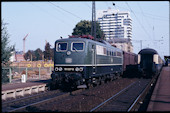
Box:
2 68 12 83
2 66 54 84
10 61 54 68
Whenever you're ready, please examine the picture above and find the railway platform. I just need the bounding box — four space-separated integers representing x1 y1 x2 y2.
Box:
2 79 51 100
147 66 170 111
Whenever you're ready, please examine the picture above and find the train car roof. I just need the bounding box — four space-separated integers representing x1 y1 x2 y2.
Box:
55 37 122 51
123 51 137 56
138 48 158 54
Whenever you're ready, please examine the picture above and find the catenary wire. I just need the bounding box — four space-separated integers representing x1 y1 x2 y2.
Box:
29 2 73 27
48 1 83 20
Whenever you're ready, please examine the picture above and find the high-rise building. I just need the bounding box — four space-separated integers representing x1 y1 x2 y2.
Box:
96 8 132 40
96 8 133 52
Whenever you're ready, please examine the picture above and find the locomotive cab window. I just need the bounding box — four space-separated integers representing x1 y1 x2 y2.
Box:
56 42 67 51
71 42 84 51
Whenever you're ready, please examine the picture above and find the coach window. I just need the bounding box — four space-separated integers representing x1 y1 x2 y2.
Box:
71 42 84 52
110 50 112 56
114 51 117 56
107 50 109 56
107 49 111 56
117 52 122 57
111 50 114 56
103 48 107 55
57 42 67 51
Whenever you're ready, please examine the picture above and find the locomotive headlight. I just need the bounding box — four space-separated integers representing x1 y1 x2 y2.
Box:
67 51 71 55
75 67 79 71
58 67 63 71
79 67 83 72
75 67 83 72
55 67 59 71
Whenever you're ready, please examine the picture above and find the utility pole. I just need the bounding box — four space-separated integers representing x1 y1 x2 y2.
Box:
23 34 28 54
91 1 96 39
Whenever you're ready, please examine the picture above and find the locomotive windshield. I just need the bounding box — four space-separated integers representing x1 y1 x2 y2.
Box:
57 42 67 51
72 42 84 51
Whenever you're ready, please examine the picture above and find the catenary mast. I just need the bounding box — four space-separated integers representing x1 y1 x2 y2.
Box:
91 1 96 39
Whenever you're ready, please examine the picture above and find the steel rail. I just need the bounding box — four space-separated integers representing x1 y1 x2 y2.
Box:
7 89 83 112
2 90 60 110
90 81 137 112
127 74 159 111
8 92 69 112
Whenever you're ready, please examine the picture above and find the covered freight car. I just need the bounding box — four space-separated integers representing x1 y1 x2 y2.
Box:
123 51 138 71
122 51 138 77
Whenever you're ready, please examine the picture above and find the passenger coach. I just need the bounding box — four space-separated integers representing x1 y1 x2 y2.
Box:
138 48 163 78
51 36 123 89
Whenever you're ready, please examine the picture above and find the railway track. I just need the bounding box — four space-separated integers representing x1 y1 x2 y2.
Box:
2 75 158 112
90 75 158 112
2 89 83 112
2 90 60 112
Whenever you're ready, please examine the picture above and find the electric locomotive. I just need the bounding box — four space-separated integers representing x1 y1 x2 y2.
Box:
50 35 123 89
138 48 163 78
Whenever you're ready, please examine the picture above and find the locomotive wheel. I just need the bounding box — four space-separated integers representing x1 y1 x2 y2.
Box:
107 75 111 82
104 75 108 83
87 82 93 89
110 74 115 81
86 79 93 89
98 77 102 85
92 78 100 87
117 73 121 79
101 76 105 84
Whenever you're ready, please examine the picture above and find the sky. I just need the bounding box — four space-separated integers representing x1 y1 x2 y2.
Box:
1 1 169 59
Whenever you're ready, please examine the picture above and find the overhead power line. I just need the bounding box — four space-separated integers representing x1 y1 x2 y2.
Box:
115 4 169 21
125 2 152 40
84 2 91 10
29 2 72 26
137 2 153 30
48 2 82 20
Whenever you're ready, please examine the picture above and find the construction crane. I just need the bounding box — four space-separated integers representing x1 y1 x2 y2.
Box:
23 34 28 54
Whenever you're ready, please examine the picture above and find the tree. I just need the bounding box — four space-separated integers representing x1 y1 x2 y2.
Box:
44 42 53 61
50 48 54 61
72 20 105 40
34 48 43 61
1 20 15 83
24 50 36 61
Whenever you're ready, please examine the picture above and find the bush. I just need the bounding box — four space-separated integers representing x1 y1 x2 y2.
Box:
1 69 9 84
